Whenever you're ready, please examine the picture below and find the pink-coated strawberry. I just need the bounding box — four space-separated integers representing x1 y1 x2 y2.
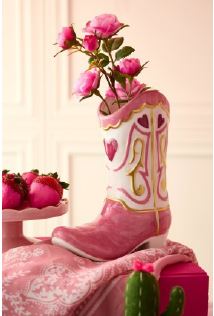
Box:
2 171 28 210
22 169 39 186
29 172 69 209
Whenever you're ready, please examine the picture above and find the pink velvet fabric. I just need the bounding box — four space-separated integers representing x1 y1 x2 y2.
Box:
2 240 197 315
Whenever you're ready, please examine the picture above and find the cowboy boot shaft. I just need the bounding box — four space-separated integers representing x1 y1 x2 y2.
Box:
102 93 170 212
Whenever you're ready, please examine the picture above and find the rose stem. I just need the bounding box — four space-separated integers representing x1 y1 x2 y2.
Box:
103 40 121 109
77 47 114 114
91 50 120 110
95 90 111 114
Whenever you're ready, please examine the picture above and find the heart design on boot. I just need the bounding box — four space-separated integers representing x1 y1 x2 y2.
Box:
158 114 165 128
104 139 118 161
137 115 149 128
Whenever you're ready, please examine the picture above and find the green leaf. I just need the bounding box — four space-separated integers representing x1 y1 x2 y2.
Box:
60 181 70 189
48 172 58 179
141 60 149 68
14 177 21 184
2 169 10 175
93 90 101 97
97 53 109 67
117 24 129 32
109 24 129 37
89 53 109 67
113 70 126 88
135 60 150 75
31 169 39 174
102 37 124 52
53 172 58 179
97 53 108 58
102 42 108 53
88 56 95 64
140 86 151 93
115 46 135 60
111 37 124 50
80 94 93 102
112 70 134 88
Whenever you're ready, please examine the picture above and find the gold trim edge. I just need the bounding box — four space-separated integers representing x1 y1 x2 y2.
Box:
108 198 170 213
102 102 170 131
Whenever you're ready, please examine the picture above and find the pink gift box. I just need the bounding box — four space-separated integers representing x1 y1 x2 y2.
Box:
86 262 209 316
159 262 209 316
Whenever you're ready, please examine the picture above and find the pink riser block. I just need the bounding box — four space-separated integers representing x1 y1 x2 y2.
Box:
159 263 209 315
89 262 209 316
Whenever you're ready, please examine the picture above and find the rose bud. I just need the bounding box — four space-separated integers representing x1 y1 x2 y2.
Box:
118 58 141 76
57 26 76 50
83 35 99 52
74 69 100 97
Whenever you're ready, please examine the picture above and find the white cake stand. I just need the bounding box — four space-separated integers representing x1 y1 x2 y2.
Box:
2 199 68 253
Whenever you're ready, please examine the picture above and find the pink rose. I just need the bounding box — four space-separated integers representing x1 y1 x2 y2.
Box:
57 26 76 49
74 69 100 97
118 58 141 76
83 35 99 52
83 14 123 39
106 79 145 100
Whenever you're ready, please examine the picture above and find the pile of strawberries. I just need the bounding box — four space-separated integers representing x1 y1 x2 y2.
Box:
2 170 69 210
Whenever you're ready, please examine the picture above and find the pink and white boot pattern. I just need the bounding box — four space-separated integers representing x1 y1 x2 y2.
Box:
52 90 171 261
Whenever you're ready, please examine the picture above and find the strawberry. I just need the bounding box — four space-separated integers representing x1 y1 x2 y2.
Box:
29 172 69 208
2 171 28 210
22 169 39 186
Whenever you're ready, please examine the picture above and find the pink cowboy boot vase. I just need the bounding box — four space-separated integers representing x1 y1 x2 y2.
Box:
52 90 171 261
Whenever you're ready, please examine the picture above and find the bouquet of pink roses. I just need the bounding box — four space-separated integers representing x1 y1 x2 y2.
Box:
55 14 149 115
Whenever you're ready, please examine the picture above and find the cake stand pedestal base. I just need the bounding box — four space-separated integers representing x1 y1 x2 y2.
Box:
2 222 40 253
2 200 68 253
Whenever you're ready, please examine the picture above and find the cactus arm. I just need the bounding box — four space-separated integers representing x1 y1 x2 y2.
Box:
161 286 185 316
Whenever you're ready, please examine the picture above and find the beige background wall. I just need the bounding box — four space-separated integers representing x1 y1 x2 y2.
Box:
3 0 212 298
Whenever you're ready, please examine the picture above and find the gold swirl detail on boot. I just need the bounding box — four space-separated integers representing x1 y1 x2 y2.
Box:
161 179 167 192
127 138 145 196
155 210 160 235
150 109 157 209
160 134 167 193
160 134 167 167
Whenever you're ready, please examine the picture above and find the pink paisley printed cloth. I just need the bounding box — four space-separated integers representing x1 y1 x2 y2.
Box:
2 240 197 316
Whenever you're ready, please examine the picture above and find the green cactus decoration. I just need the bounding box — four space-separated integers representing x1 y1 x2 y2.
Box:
125 270 159 316
125 261 185 316
161 286 185 316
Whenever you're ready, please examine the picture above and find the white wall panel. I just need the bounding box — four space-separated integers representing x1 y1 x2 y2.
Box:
168 156 212 291
3 0 22 106
69 153 106 225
